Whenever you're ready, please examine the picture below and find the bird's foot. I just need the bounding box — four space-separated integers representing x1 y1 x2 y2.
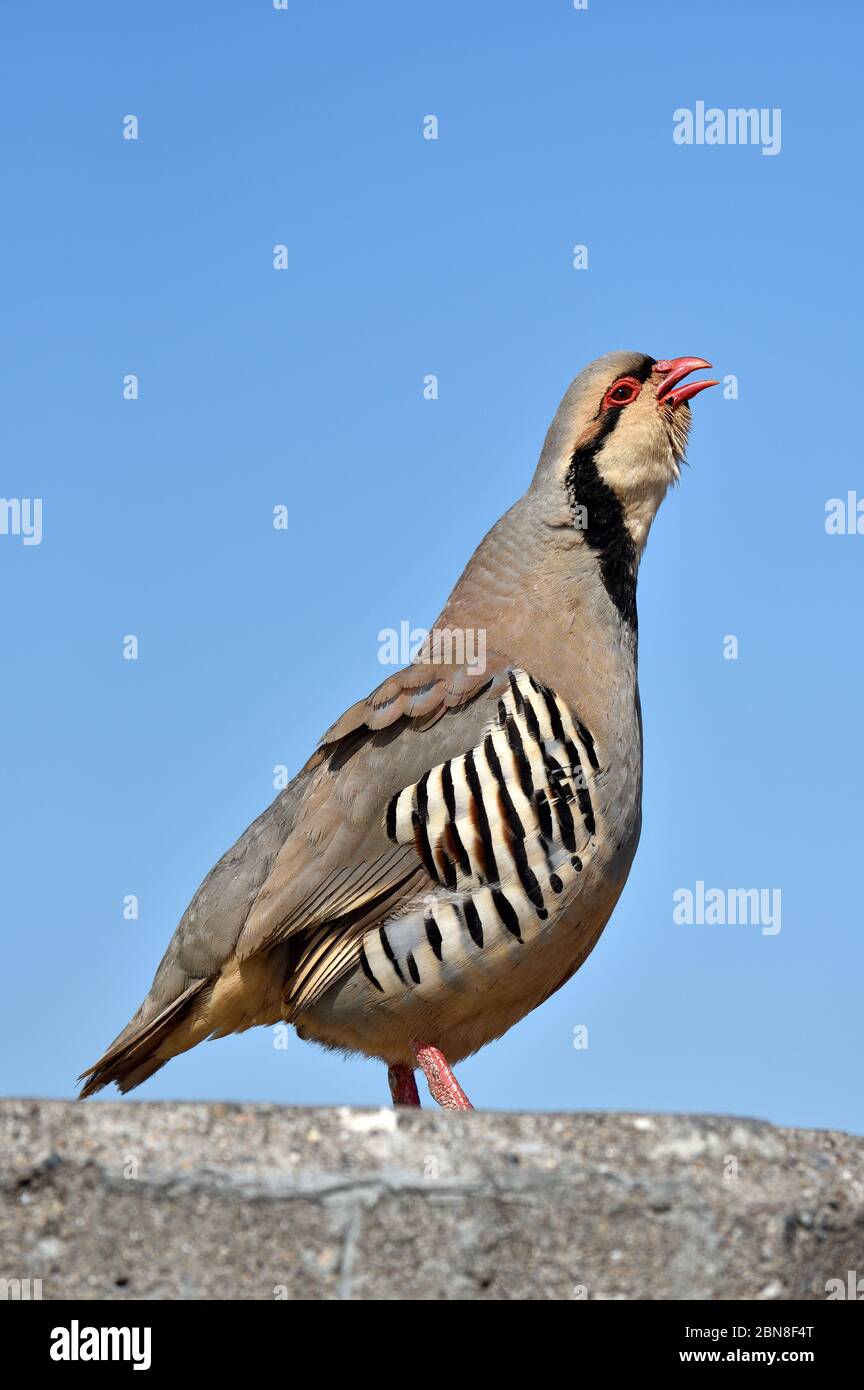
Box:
388 1062 421 1106
413 1043 473 1111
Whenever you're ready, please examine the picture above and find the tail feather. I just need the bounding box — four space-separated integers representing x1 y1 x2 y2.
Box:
77 979 209 1098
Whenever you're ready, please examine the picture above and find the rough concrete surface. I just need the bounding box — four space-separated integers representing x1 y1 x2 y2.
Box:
1 1100 862 1300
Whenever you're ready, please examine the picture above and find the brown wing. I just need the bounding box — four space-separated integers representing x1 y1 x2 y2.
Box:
235 656 510 957
79 655 510 1093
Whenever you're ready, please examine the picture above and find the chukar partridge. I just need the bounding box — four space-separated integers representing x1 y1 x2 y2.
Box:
80 352 716 1110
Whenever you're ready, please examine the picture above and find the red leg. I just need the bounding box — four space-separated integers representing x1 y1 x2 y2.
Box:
413 1044 473 1111
388 1062 421 1107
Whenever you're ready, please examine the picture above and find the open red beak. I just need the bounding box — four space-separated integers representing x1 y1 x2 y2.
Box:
653 357 718 408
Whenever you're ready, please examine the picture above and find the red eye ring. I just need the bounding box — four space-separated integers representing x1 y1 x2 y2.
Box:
602 376 641 409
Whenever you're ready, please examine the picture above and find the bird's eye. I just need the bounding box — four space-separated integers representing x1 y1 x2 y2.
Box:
603 377 641 409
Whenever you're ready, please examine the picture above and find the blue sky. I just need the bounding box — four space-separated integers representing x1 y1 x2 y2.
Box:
2 1 861 1132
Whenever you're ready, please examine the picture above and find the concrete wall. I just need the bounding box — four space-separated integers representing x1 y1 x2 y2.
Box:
1 1100 862 1300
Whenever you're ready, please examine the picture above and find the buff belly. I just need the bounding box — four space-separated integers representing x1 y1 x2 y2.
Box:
294 835 636 1065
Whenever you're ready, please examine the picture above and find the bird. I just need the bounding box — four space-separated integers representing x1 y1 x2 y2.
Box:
79 351 716 1111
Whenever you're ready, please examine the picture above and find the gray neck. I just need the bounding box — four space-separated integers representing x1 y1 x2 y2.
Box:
434 497 640 743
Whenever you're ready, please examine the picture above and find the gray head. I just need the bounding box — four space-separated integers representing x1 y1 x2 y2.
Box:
439 349 717 642
530 350 716 553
